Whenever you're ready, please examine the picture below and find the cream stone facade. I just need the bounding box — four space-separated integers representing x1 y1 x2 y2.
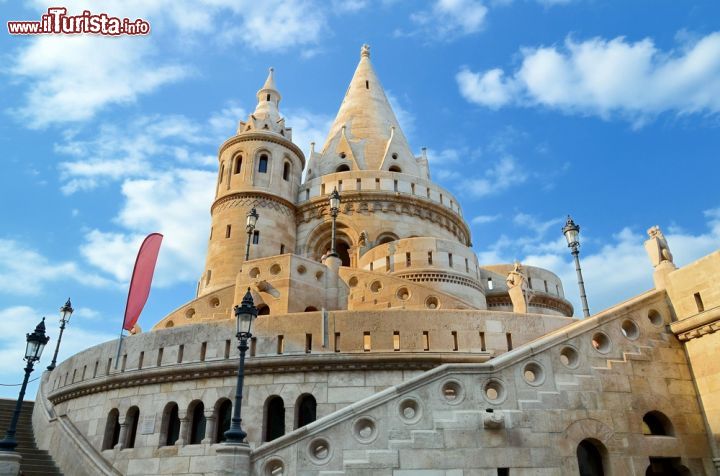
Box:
30 46 720 476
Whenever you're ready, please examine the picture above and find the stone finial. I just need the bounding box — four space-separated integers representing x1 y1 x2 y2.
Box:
361 44 370 58
645 225 674 267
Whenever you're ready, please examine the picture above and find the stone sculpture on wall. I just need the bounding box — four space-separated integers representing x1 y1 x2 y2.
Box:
506 262 529 314
645 225 675 267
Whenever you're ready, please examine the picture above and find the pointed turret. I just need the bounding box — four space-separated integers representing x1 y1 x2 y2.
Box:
237 68 292 139
310 45 422 178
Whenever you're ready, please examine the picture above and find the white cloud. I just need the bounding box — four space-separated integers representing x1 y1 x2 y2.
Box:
472 214 501 225
477 207 720 316
457 33 720 125
0 239 112 296
461 155 526 197
408 0 488 40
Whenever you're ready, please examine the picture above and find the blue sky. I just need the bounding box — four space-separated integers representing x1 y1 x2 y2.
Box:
1 0 719 398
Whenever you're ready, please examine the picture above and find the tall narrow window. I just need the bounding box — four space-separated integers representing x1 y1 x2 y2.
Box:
121 354 127 371
452 331 458 351
295 394 317 429
393 179 398 191
356 178 361 190
177 344 184 363
375 178 380 189
385 256 391 271
321 183 326 195
125 407 140 449
252 230 260 244
266 93 271 101
338 179 343 192
528 277 533 289
393 331 400 351
426 187 431 198
250 337 257 357
422 331 430 351
218 163 224 183
264 396 285 442
428 251 433 265
162 403 180 446
363 332 371 352
305 334 312 353
215 400 233 443
280 244 285 254
189 401 206 445
224 340 230 359
138 352 144 370
695 292 705 312
480 332 486 351
277 335 284 354
334 332 341 352
411 183 415 194
406 252 411 267
225 224 231 238
234 156 242 174
305 189 310 200
205 269 212 285
465 258 469 273
102 409 120 450
448 253 453 267
440 193 443 204
370 262 374 271
200 342 207 362
365 80 369 89
93 361 98 378
283 162 290 181
157 347 164 367
258 154 269 173
506 333 513 351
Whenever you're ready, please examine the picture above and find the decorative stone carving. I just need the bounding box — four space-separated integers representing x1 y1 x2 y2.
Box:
483 410 505 429
506 262 529 314
645 225 675 267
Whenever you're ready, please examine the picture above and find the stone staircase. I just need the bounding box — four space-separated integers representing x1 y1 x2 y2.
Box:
0 399 63 476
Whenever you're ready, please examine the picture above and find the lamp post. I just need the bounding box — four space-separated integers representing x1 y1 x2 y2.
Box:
562 215 590 318
0 318 50 451
47 298 74 371
244 208 259 262
328 188 341 257
223 288 258 444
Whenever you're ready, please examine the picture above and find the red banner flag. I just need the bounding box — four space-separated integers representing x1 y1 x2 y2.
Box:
122 233 163 331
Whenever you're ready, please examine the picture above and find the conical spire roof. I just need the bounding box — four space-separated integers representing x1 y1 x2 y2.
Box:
317 45 418 175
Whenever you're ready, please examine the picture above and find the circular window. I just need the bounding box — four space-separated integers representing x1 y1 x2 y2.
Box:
352 417 378 444
297 265 307 275
339 152 346 159
185 308 195 319
249 267 260 278
648 309 663 327
396 287 410 300
348 276 359 287
270 263 281 275
591 332 611 354
398 398 422 424
483 379 506 404
425 296 439 309
441 380 464 404
370 281 383 293
392 153 398 160
165 320 174 328
559 346 580 369
308 438 332 465
315 271 324 281
621 319 640 340
264 458 284 476
522 362 545 386
209 298 220 308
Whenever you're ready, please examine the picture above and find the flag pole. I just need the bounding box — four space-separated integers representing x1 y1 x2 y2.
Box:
114 327 124 369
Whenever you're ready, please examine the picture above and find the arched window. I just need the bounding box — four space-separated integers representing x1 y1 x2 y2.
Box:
161 402 181 446
283 162 291 181
389 165 402 173
218 162 225 183
252 230 260 244
258 154 269 173
188 401 206 444
215 399 233 443
304 306 318 312
264 396 285 442
577 439 606 476
102 409 120 450
295 394 317 429
257 305 270 316
336 164 350 172
377 233 398 245
125 406 140 449
234 156 242 174
642 411 674 436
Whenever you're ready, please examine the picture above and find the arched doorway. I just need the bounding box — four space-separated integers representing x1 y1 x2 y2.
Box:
102 409 120 450
577 439 606 476
125 406 140 448
215 399 232 443
295 394 317 429
161 402 181 446
264 396 285 442
336 241 351 266
188 401 206 444
305 221 358 267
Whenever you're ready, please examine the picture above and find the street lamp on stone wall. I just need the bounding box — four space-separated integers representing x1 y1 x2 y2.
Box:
245 208 259 262
0 318 50 452
562 215 591 318
223 288 258 444
47 298 74 371
329 188 341 257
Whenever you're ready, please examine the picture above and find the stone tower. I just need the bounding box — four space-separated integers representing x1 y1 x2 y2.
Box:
199 69 304 296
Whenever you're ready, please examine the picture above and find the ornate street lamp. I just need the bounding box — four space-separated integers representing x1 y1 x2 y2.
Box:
0 318 50 451
244 208 259 261
328 188 341 257
562 215 590 318
223 288 258 444
47 298 74 371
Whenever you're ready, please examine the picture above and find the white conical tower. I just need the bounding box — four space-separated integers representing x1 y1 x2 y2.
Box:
310 45 421 178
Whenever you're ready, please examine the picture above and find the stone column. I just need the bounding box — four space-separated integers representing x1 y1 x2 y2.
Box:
0 451 21 476
215 443 251 476
175 416 189 446
114 417 127 450
202 410 217 444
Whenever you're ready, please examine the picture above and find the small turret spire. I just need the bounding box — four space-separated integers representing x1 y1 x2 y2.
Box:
254 66 282 122
361 44 370 59
262 67 277 91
